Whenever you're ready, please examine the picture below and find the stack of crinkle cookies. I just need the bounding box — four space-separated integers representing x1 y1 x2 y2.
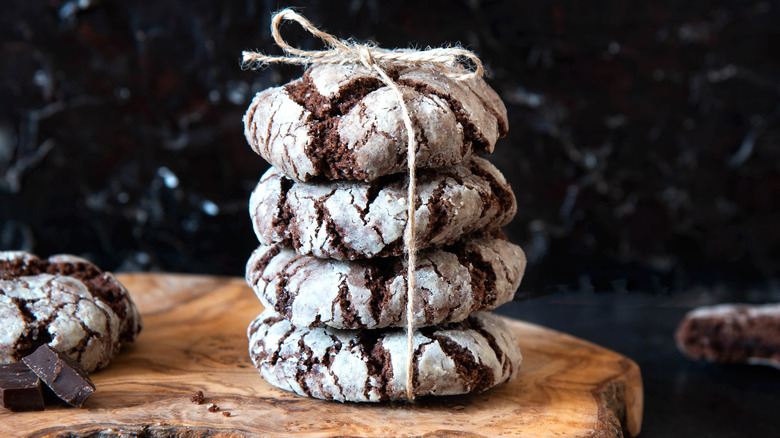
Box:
242 62 528 402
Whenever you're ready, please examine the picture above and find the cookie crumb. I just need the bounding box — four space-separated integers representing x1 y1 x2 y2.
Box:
207 403 219 412
191 390 204 404
222 411 231 417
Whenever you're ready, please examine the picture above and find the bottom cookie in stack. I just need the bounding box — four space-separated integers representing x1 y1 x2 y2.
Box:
247 310 521 402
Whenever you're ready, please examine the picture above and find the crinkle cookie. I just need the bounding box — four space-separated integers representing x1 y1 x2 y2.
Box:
243 63 508 182
248 310 521 402
675 303 780 369
0 252 142 372
246 234 526 329
250 156 517 260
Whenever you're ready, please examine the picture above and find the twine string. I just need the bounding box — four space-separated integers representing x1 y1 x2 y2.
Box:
242 9 483 79
243 9 484 402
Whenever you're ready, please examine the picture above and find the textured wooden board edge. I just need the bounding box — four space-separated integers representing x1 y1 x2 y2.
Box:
500 317 643 438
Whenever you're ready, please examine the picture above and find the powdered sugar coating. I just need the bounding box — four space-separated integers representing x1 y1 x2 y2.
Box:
687 303 780 319
249 156 517 260
248 310 521 402
675 303 780 369
246 236 526 329
243 63 508 182
0 251 142 372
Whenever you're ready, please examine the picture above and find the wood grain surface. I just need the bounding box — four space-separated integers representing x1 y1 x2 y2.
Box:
1 273 643 437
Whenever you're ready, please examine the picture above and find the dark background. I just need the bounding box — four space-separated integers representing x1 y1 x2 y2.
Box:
2 1 780 435
1 0 779 295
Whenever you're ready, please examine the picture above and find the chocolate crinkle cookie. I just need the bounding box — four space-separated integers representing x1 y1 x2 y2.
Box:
250 155 517 260
0 251 142 372
246 234 527 329
675 303 780 369
243 63 508 182
248 309 521 402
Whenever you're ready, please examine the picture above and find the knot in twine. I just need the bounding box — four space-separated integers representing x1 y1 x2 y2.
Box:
242 9 485 402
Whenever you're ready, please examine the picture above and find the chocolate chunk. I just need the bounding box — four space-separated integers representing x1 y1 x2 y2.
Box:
0 362 45 412
207 403 219 412
22 344 95 407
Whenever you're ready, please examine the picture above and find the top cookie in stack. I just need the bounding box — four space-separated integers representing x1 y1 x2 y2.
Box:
243 61 526 402
244 63 508 182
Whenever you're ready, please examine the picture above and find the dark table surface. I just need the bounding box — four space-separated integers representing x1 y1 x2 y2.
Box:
495 290 780 437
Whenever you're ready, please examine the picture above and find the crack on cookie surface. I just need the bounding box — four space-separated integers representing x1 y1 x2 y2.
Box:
8 297 54 360
461 79 509 137
0 257 45 279
362 258 399 326
2 255 139 343
272 256 302 321
368 340 393 401
285 73 384 180
273 177 295 231
423 179 453 242
430 332 494 393
336 275 361 327
398 79 488 156
470 316 510 377
465 159 515 217
451 242 498 308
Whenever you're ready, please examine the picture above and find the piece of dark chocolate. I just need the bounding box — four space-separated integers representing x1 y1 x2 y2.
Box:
21 345 95 407
0 362 45 412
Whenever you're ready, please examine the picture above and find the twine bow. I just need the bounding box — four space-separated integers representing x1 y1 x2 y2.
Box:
243 9 485 402
242 9 483 79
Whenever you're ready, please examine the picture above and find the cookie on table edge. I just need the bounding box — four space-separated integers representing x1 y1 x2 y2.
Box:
250 155 517 260
248 309 521 402
0 251 142 373
243 63 508 182
246 233 527 329
675 303 780 368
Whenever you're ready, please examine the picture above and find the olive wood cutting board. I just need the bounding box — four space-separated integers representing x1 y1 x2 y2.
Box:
1 273 643 437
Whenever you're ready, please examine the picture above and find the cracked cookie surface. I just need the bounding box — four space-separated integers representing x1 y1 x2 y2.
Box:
249 156 517 260
675 303 780 368
248 310 521 402
0 251 142 372
246 235 526 329
243 63 508 182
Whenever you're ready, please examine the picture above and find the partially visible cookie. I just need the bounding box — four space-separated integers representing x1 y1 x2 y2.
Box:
248 310 521 402
0 252 142 372
246 235 526 329
250 155 517 260
675 303 780 369
243 63 508 182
